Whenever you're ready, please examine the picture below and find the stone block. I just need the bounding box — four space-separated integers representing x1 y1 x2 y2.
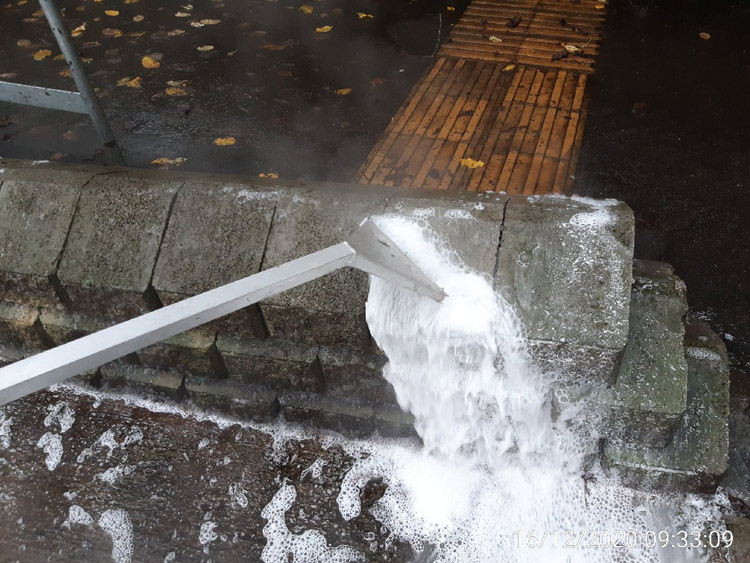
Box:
495 196 634 383
186 378 279 421
0 343 25 368
137 331 227 379
372 404 417 439
382 191 508 275
605 260 689 449
604 319 729 494
39 308 110 345
0 166 93 308
100 362 184 399
260 186 389 348
56 173 180 322
217 335 323 391
318 345 395 405
278 389 377 437
0 301 48 351
528 340 622 387
152 182 276 338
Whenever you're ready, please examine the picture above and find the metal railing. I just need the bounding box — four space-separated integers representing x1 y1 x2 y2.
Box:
0 220 445 405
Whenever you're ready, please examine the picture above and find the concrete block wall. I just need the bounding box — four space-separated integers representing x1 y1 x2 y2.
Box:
0 160 636 439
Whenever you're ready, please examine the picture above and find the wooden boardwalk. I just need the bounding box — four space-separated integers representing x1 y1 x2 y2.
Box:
356 0 606 194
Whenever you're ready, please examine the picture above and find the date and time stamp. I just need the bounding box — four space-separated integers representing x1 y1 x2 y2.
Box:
512 529 734 550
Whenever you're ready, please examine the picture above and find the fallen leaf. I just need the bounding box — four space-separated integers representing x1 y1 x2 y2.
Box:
62 130 77 140
182 3 193 9
258 172 279 178
117 76 142 87
151 157 187 167
71 23 86 36
196 45 214 51
59 68 71 77
167 29 186 36
506 15 521 28
214 137 236 146
17 0 26 4
200 18 221 24
447 6 455 10
175 11 191 17
76 5 85 11
165 86 188 96
126 31 146 37
699 32 711 40
252 30 267 36
315 25 333 33
190 21 205 27
278 70 293 77
595 3 604 8
32 9 43 16
264 42 286 51
22 17 39 22
133 15 144 22
460 157 484 169
503 64 515 71
0 73 18 79
562 42 583 53
124 0 139 3
227 49 238 56
335 88 351 95
53 54 65 60
141 55 160 68
81 57 93 63
298 4 313 13
32 49 52 61
82 41 100 48
488 35 502 43
357 12 373 18
167 79 189 86
105 9 119 16
102 28 123 37
16 39 32 47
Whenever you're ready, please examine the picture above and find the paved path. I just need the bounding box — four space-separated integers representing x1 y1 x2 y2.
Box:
357 0 606 194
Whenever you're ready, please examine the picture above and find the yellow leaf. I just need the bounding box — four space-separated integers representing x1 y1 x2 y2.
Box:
264 42 286 51
167 79 189 86
53 54 64 60
71 23 86 36
298 4 313 13
102 28 123 37
357 12 373 18
503 64 515 71
258 172 279 178
460 157 484 169
315 25 333 33
167 29 186 36
76 6 85 11
117 76 142 88
81 57 93 63
562 43 582 53
196 45 214 51
124 0 139 3
182 3 193 9
175 11 190 17
32 49 52 61
32 9 43 16
105 9 119 16
699 32 711 40
17 0 26 4
595 3 604 8
133 15 144 22
488 36 502 43
200 18 221 24
16 39 32 47
141 55 160 69
335 88 351 95
214 137 236 146
165 87 187 96
446 5 455 10
59 68 71 77
127 31 146 37
151 157 187 167
190 21 205 27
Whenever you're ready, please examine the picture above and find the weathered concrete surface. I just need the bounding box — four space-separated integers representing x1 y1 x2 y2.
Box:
604 318 730 493
57 174 181 322
0 166 93 308
495 196 634 385
606 260 689 448
0 388 416 562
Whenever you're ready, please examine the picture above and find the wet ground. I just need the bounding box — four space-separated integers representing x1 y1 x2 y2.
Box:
0 386 418 562
0 0 748 374
0 0 467 178
575 0 750 376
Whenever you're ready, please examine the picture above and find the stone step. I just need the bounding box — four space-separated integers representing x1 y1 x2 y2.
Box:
604 317 730 493
603 259 689 449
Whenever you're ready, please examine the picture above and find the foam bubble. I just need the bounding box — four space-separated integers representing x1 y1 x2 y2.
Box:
44 402 76 433
62 505 93 528
98 508 134 563
96 465 136 486
0 410 13 449
36 432 63 471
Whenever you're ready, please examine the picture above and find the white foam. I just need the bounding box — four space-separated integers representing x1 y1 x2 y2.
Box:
199 520 218 550
36 432 63 471
44 402 76 433
299 458 327 481
685 347 723 362
96 465 136 486
98 509 134 563
0 410 13 449
261 482 364 563
229 482 249 508
62 505 94 528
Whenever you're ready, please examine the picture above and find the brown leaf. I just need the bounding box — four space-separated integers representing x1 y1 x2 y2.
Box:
151 157 187 167
142 56 160 69
105 9 119 16
699 32 711 40
214 137 236 146
165 87 187 96
32 49 52 61
133 15 144 22
315 25 333 33
117 76 142 88
460 157 484 168
16 39 32 48
196 45 214 51
102 28 123 37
